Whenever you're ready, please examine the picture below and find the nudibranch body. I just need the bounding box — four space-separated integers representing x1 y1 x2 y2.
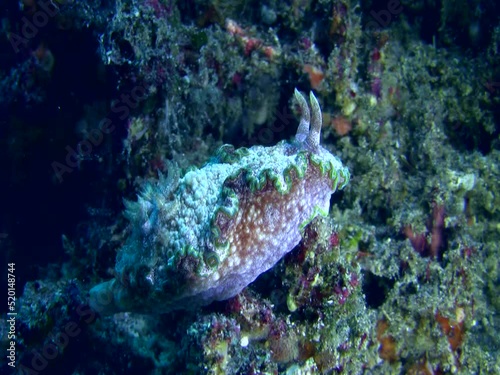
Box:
89 90 350 314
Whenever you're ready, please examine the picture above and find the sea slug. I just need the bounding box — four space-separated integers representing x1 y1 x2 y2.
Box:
89 89 350 314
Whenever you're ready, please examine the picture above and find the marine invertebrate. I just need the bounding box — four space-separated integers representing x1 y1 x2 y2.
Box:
89 89 350 314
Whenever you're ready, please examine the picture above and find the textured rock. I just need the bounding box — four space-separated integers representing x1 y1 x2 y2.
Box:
89 90 349 314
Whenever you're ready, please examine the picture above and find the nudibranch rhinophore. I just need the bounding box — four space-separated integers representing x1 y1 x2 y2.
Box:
89 89 350 314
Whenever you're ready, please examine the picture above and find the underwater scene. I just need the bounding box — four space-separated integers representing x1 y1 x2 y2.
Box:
1 0 499 374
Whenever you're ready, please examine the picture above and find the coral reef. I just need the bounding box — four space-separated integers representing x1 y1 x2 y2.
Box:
2 0 499 374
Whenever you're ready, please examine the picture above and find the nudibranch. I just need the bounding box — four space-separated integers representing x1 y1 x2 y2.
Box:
89 89 350 314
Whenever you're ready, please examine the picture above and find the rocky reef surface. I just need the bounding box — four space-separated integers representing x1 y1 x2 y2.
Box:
1 0 499 374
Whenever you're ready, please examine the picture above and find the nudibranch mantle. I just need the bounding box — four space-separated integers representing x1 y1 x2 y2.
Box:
89 90 350 314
